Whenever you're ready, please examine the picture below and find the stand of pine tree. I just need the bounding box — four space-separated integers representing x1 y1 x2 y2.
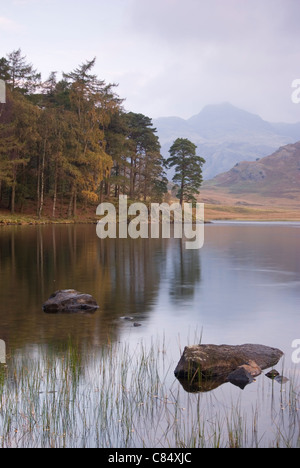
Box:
0 50 168 219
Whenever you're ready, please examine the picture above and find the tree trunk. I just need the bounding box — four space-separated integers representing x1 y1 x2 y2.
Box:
133 158 138 198
130 156 134 198
11 178 16 214
73 188 77 217
36 154 40 216
99 180 104 204
67 183 74 218
138 157 142 198
106 181 111 197
114 163 119 198
143 161 148 201
38 139 46 219
180 178 184 206
52 161 58 218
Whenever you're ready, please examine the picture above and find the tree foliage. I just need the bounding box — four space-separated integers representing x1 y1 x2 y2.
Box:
167 138 205 205
3 49 41 95
0 49 168 217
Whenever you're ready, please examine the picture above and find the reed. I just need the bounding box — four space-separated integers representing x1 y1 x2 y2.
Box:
0 338 299 448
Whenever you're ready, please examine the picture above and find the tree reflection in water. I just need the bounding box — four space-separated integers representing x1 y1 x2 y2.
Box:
0 225 201 352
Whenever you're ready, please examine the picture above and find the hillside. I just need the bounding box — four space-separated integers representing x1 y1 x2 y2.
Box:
154 103 300 180
200 141 300 221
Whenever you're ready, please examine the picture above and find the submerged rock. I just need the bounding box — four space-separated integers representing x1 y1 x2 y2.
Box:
274 375 289 384
43 289 99 314
265 370 289 384
227 367 254 389
265 369 280 379
227 360 262 389
174 343 283 392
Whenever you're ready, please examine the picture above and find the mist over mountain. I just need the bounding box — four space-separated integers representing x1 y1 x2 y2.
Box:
153 103 300 180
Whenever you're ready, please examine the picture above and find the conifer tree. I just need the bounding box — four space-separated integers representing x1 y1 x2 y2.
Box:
0 49 170 216
167 138 205 205
5 49 41 94
0 88 39 213
104 111 131 198
125 112 167 201
62 58 122 215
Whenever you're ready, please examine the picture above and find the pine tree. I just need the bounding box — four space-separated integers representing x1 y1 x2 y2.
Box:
125 112 167 201
62 58 122 215
0 58 10 82
5 49 41 95
167 138 205 205
0 49 170 217
0 87 39 213
104 111 131 198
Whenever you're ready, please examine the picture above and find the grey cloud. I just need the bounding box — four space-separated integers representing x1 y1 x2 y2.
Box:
129 0 300 45
123 0 300 122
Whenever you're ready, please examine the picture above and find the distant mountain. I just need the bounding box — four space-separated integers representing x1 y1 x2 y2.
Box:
153 103 300 180
203 141 300 200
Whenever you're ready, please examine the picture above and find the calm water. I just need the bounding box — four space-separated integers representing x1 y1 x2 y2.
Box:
0 222 300 447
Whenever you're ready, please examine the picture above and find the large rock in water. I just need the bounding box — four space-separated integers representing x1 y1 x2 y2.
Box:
174 344 283 392
43 289 99 313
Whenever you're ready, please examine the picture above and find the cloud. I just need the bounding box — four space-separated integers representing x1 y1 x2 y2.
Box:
121 0 300 121
0 16 20 32
1 0 299 122
130 0 300 45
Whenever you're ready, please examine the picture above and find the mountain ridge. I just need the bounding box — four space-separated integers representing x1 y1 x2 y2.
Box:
199 140 300 219
153 103 300 179
204 140 300 195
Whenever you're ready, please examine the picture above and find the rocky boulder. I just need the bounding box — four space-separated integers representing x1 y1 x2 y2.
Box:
227 367 254 389
174 343 283 392
43 289 99 313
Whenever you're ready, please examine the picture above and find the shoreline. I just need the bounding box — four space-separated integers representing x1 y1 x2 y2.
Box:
1 206 300 226
0 215 97 226
203 203 300 222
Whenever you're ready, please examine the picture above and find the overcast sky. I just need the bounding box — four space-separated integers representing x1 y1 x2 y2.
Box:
1 0 300 122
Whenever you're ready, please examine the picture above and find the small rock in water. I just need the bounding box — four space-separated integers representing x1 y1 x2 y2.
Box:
43 289 99 313
133 322 142 327
265 369 280 379
275 375 289 384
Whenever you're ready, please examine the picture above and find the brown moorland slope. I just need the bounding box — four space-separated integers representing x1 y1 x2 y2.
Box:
200 141 300 221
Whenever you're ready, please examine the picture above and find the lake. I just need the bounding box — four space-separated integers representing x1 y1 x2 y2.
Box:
0 222 299 447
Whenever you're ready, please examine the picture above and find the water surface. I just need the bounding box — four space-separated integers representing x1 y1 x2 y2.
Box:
1 222 299 354
0 222 299 447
